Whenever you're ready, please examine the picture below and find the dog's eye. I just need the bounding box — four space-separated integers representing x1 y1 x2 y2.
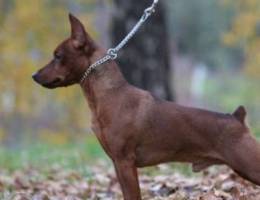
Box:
54 52 62 61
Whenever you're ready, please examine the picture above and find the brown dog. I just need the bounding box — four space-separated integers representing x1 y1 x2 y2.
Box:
33 14 260 199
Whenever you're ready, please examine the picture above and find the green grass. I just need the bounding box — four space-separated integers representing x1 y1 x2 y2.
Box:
0 135 109 173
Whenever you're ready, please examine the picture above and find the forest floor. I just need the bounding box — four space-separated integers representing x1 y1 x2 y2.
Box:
1 163 260 200
0 140 260 199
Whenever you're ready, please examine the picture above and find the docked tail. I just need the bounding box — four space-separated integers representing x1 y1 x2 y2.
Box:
232 105 247 125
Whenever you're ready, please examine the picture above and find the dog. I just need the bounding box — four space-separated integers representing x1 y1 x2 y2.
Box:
33 14 260 200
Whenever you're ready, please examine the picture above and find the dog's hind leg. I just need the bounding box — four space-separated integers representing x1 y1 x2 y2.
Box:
223 134 260 185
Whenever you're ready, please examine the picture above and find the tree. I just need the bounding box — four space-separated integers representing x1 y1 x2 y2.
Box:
167 0 242 69
111 0 174 100
223 0 260 77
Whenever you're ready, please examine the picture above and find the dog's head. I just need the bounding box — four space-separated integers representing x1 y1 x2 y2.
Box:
33 14 96 89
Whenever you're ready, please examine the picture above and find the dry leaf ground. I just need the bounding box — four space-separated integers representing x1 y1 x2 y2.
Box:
0 162 260 200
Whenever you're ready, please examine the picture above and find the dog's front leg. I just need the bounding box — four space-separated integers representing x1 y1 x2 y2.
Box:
113 158 141 200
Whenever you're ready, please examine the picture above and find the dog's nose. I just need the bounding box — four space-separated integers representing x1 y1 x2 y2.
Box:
32 72 39 82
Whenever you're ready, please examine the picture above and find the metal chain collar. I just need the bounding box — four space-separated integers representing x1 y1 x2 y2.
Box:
80 0 159 84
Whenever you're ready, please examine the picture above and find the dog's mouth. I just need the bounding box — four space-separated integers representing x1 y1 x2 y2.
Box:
32 75 64 89
41 77 64 89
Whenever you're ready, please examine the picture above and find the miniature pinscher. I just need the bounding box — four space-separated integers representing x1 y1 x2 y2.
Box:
33 14 260 200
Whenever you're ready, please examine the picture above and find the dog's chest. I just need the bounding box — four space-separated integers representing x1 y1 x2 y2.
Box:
91 115 114 157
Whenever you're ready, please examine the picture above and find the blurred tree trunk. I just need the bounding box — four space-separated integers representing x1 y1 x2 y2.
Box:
0 0 12 23
111 0 174 100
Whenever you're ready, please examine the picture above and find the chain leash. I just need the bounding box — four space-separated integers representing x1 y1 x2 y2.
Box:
80 0 159 83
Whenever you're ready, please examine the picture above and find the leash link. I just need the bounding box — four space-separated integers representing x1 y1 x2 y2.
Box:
107 48 118 60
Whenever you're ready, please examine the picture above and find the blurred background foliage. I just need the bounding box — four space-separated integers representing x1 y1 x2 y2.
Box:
0 0 259 168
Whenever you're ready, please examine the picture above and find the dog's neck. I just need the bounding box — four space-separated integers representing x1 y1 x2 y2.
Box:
80 48 128 111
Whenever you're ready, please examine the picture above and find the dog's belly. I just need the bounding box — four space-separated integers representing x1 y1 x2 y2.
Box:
135 144 223 169
135 148 177 167
134 134 222 168
135 141 192 167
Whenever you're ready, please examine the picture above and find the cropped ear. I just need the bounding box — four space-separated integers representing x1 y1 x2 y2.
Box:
233 105 247 124
69 13 87 49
